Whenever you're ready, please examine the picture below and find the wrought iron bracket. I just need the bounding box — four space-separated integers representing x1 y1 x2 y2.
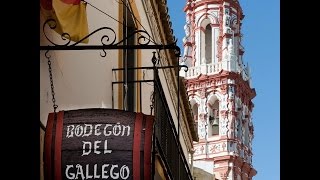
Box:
40 19 181 57
112 65 188 71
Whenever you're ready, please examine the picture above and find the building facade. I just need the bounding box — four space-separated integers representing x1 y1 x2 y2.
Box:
40 0 198 179
180 0 257 179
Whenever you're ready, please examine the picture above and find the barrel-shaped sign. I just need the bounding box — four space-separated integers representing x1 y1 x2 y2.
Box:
44 108 154 180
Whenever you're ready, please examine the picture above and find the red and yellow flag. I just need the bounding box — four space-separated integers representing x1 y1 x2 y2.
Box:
40 0 89 43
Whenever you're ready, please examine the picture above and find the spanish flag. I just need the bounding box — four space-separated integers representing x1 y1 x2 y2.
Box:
40 0 89 43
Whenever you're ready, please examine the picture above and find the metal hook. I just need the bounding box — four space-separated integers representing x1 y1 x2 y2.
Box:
180 64 189 72
45 49 51 59
100 49 107 57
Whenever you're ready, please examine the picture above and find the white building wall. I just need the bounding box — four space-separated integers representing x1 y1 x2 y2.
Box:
40 0 159 123
40 3 197 180
41 0 194 166
40 0 120 126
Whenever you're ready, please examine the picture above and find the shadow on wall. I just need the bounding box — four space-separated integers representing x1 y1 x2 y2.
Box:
40 127 45 180
193 166 215 180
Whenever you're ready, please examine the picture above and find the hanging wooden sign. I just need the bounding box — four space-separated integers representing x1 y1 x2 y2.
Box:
44 108 154 180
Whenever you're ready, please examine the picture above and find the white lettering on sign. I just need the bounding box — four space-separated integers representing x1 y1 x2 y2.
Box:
81 141 92 156
65 164 130 180
65 122 131 179
82 140 113 156
66 123 131 138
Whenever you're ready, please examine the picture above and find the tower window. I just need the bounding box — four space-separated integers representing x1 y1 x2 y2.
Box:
192 103 199 134
210 116 219 135
236 120 241 139
244 122 249 146
205 24 212 64
209 109 219 136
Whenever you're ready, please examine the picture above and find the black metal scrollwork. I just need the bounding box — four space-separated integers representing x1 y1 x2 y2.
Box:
115 30 151 46
43 19 155 47
41 18 181 58
43 18 118 47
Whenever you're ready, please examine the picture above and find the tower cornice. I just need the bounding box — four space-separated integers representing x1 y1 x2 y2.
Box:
185 71 255 97
189 0 242 12
185 71 256 111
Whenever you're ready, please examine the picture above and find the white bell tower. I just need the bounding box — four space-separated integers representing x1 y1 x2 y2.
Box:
181 0 257 179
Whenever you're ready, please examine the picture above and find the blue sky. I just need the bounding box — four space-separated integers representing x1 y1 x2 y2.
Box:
167 0 280 180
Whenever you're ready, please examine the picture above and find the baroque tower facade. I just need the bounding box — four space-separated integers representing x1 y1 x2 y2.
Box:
180 0 257 179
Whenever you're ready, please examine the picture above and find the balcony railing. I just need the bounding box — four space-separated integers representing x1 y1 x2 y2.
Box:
185 66 201 78
181 61 251 82
154 69 194 180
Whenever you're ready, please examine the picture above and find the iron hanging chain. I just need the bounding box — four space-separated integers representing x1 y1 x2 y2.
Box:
45 50 58 115
150 51 158 115
150 91 155 115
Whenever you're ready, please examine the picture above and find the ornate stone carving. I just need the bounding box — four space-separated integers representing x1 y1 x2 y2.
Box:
200 145 205 154
222 142 227 151
198 120 206 139
235 119 239 138
231 14 238 27
228 115 235 138
236 144 240 154
228 39 234 55
220 117 228 136
210 143 222 153
228 85 235 99
220 171 228 180
200 87 206 98
209 144 216 153
225 13 231 27
220 84 228 95
184 0 256 178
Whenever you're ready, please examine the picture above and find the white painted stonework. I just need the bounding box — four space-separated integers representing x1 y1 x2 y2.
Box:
182 0 257 179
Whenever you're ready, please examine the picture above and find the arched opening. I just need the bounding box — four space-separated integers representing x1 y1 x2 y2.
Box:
235 111 243 141
235 100 242 140
244 122 249 146
243 109 249 146
236 116 242 140
205 24 212 64
192 102 199 135
208 101 219 136
199 18 212 65
207 95 219 136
